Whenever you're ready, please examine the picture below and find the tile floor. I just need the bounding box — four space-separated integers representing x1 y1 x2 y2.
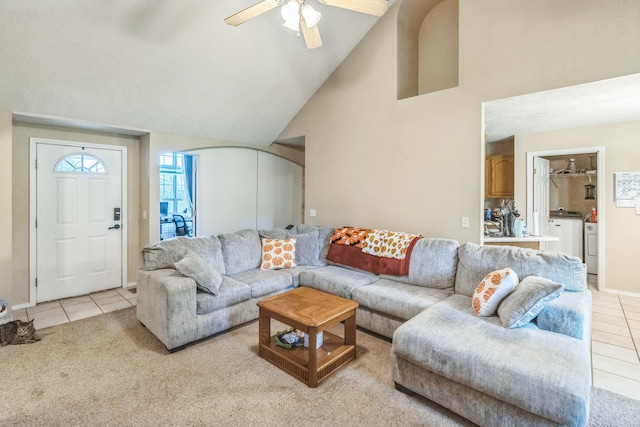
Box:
8 285 640 401
11 287 137 330
590 286 640 401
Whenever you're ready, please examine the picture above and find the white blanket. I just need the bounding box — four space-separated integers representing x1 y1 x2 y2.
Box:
361 229 420 260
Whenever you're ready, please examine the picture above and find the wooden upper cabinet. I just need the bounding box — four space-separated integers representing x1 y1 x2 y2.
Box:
485 155 514 198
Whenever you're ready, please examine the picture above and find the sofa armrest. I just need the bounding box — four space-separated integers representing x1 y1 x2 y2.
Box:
137 269 198 350
536 289 592 342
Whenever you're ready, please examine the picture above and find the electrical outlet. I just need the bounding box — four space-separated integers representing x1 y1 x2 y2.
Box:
310 209 317 217
461 216 470 228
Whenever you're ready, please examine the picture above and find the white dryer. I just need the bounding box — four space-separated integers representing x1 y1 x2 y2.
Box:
584 223 598 275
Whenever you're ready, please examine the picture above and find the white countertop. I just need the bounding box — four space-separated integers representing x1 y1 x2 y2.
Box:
484 235 559 243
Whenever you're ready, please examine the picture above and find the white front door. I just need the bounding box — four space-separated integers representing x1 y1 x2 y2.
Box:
36 142 123 302
533 157 550 247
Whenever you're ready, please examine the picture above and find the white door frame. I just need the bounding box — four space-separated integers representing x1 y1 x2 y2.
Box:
29 138 128 307
526 146 605 291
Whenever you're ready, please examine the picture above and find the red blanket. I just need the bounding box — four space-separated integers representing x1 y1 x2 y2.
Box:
326 237 421 276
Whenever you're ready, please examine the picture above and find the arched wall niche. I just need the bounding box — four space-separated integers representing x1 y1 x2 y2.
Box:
397 0 459 100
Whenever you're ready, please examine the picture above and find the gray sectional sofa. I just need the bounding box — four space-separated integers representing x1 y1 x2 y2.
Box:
137 225 592 427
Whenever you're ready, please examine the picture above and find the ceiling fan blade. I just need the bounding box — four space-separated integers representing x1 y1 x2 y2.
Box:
319 0 389 17
224 0 282 26
300 18 323 49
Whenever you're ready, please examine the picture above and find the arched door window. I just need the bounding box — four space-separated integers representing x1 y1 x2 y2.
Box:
54 153 108 174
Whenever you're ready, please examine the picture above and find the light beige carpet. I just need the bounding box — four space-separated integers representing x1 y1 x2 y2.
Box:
0 307 638 427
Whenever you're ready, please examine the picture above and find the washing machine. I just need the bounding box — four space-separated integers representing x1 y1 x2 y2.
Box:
584 223 598 275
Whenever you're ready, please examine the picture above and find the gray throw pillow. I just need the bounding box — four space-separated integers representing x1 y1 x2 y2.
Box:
297 225 334 264
497 275 564 328
174 251 223 295
294 230 321 266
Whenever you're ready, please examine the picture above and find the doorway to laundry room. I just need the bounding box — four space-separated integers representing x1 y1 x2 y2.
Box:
527 147 605 291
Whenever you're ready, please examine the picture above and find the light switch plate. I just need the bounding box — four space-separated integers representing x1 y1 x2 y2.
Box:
310 209 317 217
461 216 470 228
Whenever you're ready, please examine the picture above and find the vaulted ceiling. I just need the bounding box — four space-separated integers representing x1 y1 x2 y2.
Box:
3 1 640 149
0 0 391 146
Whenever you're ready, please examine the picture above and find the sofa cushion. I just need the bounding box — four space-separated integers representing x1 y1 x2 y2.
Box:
229 268 293 298
497 276 564 328
352 279 453 321
283 265 320 287
455 242 586 296
260 238 297 270
297 224 334 264
195 276 252 315
175 251 223 295
219 229 262 275
392 294 591 427
293 230 321 266
536 290 592 342
472 268 519 317
299 265 378 299
140 235 226 275
408 238 459 289
258 228 289 239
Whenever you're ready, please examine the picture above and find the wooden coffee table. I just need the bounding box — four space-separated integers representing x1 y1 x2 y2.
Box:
257 287 358 388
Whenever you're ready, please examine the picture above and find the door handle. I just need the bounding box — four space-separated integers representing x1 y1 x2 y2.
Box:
109 224 121 230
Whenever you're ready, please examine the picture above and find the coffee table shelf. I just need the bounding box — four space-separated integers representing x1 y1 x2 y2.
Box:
260 331 355 385
257 287 358 387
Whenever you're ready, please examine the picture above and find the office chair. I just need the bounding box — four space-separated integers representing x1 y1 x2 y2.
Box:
172 214 193 237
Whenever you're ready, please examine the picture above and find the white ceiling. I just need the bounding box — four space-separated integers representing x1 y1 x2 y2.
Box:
0 0 390 146
484 73 640 143
3 1 639 148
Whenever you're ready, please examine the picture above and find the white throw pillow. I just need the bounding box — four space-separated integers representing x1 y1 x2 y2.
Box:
472 268 519 316
260 238 297 270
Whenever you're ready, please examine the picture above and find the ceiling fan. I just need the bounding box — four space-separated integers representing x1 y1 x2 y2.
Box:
224 0 390 49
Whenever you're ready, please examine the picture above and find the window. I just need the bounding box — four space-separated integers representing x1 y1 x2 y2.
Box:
160 153 188 216
55 153 107 174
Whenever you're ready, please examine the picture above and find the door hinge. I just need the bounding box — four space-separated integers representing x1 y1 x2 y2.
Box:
533 168 537 175
35 278 38 287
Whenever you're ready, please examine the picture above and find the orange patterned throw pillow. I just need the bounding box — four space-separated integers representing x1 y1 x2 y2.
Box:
260 238 297 270
472 268 519 316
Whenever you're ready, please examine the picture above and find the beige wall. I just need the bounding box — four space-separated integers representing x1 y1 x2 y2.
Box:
138 132 304 245
418 0 459 95
3 126 304 309
515 121 640 294
10 123 140 306
0 110 13 314
279 0 640 293
3 0 640 307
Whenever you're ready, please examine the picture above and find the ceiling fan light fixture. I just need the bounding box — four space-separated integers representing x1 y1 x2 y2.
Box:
281 0 300 31
226 0 390 49
283 18 300 32
301 4 321 28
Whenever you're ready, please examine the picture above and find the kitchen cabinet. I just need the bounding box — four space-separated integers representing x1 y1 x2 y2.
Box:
485 155 514 198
